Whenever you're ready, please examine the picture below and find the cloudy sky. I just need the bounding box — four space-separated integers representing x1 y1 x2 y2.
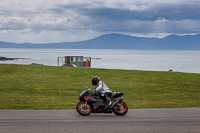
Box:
0 0 200 43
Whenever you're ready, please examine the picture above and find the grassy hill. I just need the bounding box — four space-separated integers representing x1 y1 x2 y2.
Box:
0 64 200 110
1 33 200 50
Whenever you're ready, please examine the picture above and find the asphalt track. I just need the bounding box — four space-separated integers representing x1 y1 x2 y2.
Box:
0 108 200 133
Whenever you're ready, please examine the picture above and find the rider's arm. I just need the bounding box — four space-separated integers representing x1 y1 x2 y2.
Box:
95 81 103 92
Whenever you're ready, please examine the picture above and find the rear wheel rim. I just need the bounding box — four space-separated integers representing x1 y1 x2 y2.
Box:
114 101 127 113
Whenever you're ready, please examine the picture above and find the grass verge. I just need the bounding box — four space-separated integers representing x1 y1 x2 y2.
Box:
0 64 200 109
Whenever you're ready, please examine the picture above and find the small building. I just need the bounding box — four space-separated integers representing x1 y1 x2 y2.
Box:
57 56 91 68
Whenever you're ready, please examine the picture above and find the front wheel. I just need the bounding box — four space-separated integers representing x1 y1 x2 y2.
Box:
113 101 128 116
76 102 92 116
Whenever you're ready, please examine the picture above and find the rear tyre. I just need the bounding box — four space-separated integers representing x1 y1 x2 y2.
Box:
76 102 92 116
113 101 128 116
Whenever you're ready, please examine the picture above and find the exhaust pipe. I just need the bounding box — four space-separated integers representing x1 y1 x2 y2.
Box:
111 97 123 108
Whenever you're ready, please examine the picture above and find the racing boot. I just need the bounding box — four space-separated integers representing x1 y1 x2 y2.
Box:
104 100 113 109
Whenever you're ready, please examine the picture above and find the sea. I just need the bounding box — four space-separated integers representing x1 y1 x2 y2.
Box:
0 48 200 74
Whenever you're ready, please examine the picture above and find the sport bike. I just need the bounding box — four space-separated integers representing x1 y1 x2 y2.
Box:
76 87 128 116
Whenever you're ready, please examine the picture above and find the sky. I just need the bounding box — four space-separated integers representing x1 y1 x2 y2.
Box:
0 0 200 43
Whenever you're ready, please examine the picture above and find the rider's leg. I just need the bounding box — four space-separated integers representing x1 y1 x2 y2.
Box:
100 92 112 107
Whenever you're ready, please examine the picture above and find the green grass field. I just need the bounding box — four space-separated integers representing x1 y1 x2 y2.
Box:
0 64 200 110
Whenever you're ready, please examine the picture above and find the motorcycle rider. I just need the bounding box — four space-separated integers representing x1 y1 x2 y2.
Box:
92 76 112 108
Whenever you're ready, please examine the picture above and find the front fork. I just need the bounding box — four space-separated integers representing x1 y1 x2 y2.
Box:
83 101 89 109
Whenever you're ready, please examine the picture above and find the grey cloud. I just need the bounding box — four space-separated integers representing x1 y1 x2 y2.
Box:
81 18 200 34
78 3 200 21
69 2 200 34
0 0 200 43
0 9 41 17
0 19 28 30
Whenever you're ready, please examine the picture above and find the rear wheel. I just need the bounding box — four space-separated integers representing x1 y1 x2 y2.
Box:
113 101 128 116
76 102 92 116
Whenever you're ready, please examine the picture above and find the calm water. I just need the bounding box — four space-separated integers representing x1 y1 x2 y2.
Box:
0 48 200 73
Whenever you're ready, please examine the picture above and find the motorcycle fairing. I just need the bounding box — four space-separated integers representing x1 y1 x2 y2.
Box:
91 102 112 113
80 96 97 103
81 97 110 113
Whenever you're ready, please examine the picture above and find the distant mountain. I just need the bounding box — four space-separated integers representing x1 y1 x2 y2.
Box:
0 33 200 50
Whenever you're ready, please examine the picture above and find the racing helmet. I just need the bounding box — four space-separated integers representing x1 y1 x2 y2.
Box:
92 76 100 86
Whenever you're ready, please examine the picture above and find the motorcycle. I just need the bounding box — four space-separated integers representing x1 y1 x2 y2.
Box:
76 87 128 116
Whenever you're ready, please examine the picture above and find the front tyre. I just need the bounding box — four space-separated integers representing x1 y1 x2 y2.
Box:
113 101 128 116
76 102 92 116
